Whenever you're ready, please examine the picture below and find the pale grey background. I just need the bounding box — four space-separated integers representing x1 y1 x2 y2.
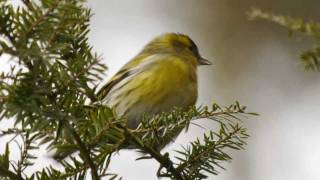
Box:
1 0 320 179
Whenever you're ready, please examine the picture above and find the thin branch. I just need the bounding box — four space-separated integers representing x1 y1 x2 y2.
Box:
122 126 184 180
176 125 243 173
133 110 245 134
65 123 100 180
17 134 31 176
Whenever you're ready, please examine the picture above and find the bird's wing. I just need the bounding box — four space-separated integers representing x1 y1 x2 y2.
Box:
96 69 131 99
96 54 161 100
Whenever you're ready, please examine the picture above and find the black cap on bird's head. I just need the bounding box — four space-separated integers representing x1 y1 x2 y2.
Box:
143 33 212 66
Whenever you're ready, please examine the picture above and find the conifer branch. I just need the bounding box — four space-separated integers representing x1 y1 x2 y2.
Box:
123 126 184 180
65 122 100 180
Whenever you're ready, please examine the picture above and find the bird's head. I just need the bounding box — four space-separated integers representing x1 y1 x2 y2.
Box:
142 33 211 66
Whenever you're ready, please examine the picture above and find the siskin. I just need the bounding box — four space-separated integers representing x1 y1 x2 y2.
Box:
97 32 211 148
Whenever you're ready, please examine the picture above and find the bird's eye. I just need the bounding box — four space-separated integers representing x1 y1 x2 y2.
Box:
188 44 194 52
189 44 200 57
188 40 199 54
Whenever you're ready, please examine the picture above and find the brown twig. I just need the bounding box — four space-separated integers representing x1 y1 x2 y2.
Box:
65 123 100 180
122 126 184 180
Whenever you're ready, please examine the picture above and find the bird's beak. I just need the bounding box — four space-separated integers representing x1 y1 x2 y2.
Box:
199 57 212 65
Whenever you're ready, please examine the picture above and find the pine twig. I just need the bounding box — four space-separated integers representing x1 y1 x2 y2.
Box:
65 123 100 180
122 126 184 180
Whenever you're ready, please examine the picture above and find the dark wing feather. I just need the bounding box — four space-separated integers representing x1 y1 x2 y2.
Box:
96 69 131 100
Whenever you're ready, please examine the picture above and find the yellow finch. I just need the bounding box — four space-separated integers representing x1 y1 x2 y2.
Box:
97 33 211 145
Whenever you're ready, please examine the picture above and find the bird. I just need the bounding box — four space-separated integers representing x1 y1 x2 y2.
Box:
96 32 211 148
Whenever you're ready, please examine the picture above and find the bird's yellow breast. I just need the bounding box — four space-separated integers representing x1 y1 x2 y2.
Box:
136 56 197 105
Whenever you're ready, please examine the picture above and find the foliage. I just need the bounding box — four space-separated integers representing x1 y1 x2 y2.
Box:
248 8 320 71
0 0 255 179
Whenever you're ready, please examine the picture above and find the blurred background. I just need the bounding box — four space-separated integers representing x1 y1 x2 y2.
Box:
1 0 320 179
86 0 320 179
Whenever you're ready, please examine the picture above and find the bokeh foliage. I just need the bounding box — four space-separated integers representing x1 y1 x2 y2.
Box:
249 8 320 71
0 0 255 179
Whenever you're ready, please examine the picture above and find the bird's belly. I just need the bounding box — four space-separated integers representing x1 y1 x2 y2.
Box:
120 82 197 129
